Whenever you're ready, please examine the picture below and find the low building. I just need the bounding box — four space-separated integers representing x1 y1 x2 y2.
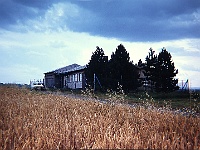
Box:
44 64 86 89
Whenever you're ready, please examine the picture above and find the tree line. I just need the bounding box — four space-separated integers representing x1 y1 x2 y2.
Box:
85 44 179 93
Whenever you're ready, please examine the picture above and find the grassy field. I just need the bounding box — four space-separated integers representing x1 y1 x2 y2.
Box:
0 86 200 149
126 90 200 112
67 87 200 114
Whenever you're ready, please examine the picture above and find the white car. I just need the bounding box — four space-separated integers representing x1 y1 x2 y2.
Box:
30 81 45 90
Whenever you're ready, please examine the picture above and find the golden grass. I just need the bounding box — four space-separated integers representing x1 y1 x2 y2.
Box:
0 86 199 149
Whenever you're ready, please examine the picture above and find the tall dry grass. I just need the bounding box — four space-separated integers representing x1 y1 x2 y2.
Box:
0 86 199 149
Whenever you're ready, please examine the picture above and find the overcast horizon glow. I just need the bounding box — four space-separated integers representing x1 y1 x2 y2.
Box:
0 0 200 87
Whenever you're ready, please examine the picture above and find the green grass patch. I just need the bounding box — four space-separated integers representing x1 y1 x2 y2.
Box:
126 90 200 113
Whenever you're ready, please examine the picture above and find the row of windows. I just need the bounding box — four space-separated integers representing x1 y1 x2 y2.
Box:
67 73 82 82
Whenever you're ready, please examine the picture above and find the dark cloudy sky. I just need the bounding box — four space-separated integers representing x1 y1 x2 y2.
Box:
0 0 200 87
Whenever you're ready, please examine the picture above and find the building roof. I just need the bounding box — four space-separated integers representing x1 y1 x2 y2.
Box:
64 65 86 73
44 64 86 74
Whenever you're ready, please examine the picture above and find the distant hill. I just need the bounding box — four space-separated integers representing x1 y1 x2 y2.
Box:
190 87 200 90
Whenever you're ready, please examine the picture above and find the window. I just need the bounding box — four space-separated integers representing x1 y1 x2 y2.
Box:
79 73 82 82
73 74 76 82
67 75 70 82
67 73 82 82
70 75 73 82
75 74 78 82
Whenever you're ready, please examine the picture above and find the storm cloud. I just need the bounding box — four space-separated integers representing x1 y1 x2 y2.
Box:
0 0 200 42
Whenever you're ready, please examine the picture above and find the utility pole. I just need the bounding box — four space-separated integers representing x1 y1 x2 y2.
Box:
93 73 103 91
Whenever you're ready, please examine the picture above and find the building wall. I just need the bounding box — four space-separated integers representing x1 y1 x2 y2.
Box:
64 71 85 89
44 68 86 89
54 74 63 88
44 73 55 88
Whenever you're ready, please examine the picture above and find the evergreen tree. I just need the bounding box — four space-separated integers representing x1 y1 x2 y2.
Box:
108 44 139 91
145 48 158 91
155 48 179 92
85 46 108 90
